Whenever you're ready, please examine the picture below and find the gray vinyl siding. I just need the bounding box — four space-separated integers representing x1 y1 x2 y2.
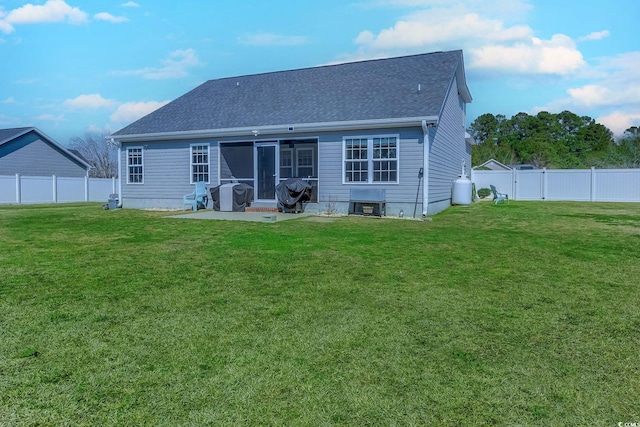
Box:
317 127 424 210
120 128 424 211
428 77 470 210
0 131 88 177
120 138 219 207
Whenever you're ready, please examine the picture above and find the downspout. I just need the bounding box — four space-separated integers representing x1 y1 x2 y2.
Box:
117 144 122 207
111 137 123 208
421 120 431 217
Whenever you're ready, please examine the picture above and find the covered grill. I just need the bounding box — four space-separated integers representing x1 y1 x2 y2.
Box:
276 178 312 213
210 183 254 212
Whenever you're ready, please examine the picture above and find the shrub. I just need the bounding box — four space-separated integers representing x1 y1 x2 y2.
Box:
477 187 491 198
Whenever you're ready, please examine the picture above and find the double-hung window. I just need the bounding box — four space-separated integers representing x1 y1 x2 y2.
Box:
280 149 293 178
344 135 398 183
190 144 209 183
127 147 144 184
296 148 314 178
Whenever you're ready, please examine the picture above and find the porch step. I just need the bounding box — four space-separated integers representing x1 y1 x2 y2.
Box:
246 206 279 213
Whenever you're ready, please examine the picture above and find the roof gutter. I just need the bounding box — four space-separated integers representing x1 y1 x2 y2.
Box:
112 116 440 143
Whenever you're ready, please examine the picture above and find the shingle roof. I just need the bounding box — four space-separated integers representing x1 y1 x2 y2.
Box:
0 127 32 145
114 50 469 137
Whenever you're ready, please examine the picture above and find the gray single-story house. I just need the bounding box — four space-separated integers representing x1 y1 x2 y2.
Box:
112 49 473 216
0 127 91 177
473 158 512 171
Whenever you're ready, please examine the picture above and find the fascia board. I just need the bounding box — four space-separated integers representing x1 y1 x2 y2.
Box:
113 116 440 143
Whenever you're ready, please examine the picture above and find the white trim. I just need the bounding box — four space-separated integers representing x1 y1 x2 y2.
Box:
342 134 399 185
279 147 294 178
422 120 431 216
296 147 314 178
112 117 439 143
126 146 144 184
189 142 210 184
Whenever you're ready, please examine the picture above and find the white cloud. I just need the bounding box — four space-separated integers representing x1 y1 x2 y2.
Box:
346 1 585 76
0 0 88 33
0 20 12 34
597 111 640 137
533 51 640 135
238 32 309 46
86 124 114 135
471 34 586 75
579 30 610 42
2 97 15 104
121 1 140 7
94 12 129 24
554 52 640 108
354 10 531 51
110 100 169 124
369 0 533 18
36 113 66 123
63 94 117 109
113 49 201 79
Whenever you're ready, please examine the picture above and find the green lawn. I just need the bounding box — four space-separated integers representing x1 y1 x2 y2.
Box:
1 201 639 426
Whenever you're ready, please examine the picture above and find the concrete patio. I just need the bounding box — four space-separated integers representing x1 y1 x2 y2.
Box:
169 209 315 222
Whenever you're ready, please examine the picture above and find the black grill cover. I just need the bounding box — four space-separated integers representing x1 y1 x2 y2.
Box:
276 178 312 212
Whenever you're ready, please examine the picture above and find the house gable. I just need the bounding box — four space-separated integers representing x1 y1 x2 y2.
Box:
0 127 91 177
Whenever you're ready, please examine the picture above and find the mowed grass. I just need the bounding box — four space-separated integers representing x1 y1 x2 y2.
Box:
0 201 639 426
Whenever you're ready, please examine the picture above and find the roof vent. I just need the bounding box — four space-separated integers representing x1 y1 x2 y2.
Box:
418 84 421 93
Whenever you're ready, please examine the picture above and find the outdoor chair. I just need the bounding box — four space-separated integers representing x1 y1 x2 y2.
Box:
183 181 208 211
490 185 509 204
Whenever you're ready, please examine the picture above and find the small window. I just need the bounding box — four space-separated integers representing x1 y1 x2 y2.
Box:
127 147 143 184
280 148 293 178
191 144 209 183
296 148 314 178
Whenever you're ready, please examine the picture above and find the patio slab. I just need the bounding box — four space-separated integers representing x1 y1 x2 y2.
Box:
169 209 315 222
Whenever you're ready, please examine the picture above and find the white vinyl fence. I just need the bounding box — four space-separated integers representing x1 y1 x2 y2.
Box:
0 174 119 205
471 168 640 202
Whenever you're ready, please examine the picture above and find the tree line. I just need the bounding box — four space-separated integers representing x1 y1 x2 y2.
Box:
469 111 639 169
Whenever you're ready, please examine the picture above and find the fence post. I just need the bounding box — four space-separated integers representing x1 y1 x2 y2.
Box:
112 176 117 194
85 176 89 202
542 168 547 200
512 168 517 200
52 175 57 203
16 173 21 204
590 167 596 202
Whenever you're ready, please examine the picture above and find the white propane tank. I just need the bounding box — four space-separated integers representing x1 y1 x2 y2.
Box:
452 160 472 205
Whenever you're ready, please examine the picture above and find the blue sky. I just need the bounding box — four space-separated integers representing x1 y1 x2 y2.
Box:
1 0 639 145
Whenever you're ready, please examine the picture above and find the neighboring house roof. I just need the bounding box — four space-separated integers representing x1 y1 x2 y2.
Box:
474 159 512 170
0 127 92 170
512 164 538 170
114 50 471 139
465 131 476 145
68 149 90 164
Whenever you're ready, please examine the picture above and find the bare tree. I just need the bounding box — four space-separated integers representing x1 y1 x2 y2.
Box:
69 132 118 178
